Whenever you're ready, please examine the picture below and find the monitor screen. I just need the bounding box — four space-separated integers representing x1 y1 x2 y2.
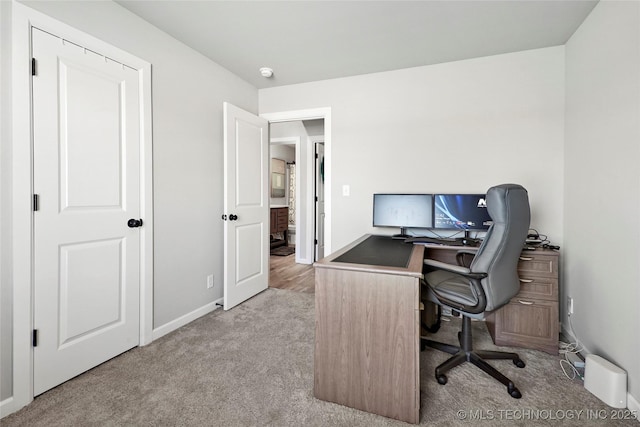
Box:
434 194 492 230
372 194 433 229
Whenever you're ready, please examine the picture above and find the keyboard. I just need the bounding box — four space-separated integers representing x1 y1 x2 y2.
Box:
404 236 463 246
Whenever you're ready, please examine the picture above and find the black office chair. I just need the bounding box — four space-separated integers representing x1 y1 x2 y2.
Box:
421 184 530 398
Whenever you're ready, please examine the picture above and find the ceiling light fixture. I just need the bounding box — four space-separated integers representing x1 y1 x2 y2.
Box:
259 67 274 78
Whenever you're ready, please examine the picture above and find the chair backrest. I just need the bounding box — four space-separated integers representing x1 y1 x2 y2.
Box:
470 184 530 312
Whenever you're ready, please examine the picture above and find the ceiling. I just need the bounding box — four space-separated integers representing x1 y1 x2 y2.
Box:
116 0 598 89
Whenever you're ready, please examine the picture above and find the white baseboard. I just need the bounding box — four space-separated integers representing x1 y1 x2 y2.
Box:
295 255 312 264
627 392 639 414
152 298 223 341
0 396 16 419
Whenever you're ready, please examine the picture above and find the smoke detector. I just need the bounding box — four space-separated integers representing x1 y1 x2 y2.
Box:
259 67 274 78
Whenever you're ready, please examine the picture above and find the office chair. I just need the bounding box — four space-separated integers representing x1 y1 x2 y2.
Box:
421 184 530 398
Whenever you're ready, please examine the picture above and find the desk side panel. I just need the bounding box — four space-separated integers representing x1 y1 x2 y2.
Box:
314 268 420 424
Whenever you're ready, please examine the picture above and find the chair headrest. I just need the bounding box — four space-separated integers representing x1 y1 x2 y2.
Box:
486 184 529 224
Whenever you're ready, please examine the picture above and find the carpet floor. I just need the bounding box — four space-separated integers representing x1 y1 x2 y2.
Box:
2 288 636 426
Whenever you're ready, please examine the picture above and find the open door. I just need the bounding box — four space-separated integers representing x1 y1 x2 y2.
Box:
223 103 269 310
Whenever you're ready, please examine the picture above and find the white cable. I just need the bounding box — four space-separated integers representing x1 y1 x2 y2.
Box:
559 312 584 380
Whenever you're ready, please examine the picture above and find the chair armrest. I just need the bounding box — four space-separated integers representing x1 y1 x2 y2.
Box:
424 259 470 275
422 259 489 314
424 259 487 280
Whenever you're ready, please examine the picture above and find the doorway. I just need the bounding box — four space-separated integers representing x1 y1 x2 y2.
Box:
263 110 331 293
268 119 326 266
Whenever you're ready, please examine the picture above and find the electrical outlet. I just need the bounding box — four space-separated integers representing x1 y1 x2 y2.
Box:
207 274 214 289
567 296 574 315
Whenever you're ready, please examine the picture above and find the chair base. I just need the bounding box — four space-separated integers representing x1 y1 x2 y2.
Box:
421 316 525 399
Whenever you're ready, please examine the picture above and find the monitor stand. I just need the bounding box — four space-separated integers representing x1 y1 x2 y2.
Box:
392 227 411 239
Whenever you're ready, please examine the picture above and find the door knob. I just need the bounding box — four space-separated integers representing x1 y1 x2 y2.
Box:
127 218 143 228
229 214 238 221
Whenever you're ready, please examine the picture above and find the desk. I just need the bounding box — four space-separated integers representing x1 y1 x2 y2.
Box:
314 237 560 423
314 235 424 424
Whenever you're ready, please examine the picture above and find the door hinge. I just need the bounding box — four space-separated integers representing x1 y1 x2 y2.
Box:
315 239 318 244
33 194 39 211
315 196 318 202
32 329 38 347
31 58 37 76
315 153 319 159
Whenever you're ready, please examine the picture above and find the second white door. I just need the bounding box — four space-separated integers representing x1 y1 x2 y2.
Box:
223 103 270 310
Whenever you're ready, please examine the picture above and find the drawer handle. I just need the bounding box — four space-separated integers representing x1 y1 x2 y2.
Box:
519 278 534 283
517 300 534 305
519 256 534 261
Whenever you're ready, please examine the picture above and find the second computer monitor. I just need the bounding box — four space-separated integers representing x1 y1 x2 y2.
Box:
434 194 492 230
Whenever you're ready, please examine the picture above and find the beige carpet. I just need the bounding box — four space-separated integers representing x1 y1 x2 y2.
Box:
2 288 637 426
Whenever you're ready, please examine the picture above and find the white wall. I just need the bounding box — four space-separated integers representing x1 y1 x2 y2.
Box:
260 47 565 251
2 0 257 406
565 0 640 403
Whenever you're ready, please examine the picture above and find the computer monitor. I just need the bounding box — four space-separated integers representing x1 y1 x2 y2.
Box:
434 194 492 232
372 194 433 238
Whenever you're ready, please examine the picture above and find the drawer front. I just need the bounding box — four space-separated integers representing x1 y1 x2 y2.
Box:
277 209 288 227
270 210 277 233
517 276 558 301
493 298 559 354
271 208 289 232
518 252 558 278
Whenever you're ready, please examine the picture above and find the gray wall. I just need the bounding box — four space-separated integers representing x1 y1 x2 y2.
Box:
260 47 566 252
565 0 640 401
1 0 14 403
1 0 257 402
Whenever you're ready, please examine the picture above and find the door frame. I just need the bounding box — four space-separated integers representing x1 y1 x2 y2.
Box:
261 108 332 260
9 4 153 414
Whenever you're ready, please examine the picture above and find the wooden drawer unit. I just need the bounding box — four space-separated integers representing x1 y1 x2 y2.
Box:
276 208 288 230
487 249 560 355
270 207 289 248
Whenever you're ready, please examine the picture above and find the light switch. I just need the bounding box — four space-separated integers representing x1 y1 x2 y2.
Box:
342 185 350 196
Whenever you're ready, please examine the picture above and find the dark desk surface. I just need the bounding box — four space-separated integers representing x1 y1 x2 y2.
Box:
314 234 424 278
333 235 413 268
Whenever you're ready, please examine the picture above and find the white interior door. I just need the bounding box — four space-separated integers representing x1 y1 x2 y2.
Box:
223 103 269 310
315 143 325 261
32 28 141 395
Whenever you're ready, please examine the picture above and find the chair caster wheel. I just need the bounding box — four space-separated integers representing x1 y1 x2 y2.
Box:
508 383 522 399
513 358 526 368
436 374 448 385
